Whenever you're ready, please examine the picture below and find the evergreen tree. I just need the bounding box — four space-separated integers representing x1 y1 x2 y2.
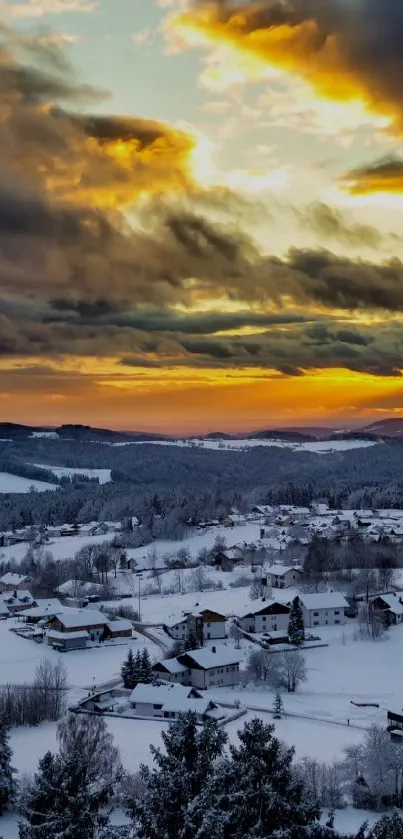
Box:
184 629 200 651
185 717 325 839
288 597 305 645
368 811 403 839
121 648 137 689
0 718 15 815
134 650 143 683
19 750 109 839
273 691 285 719
141 648 153 684
130 712 227 839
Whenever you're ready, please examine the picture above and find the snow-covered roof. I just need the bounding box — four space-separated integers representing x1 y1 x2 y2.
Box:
374 594 403 615
106 619 133 632
47 629 89 640
0 572 28 585
154 658 189 674
265 564 302 576
298 592 349 610
131 683 199 704
56 608 107 628
56 579 104 596
242 599 290 618
0 590 34 605
22 599 64 618
179 648 240 670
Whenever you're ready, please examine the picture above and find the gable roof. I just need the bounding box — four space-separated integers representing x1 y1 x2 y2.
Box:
178 648 240 670
265 564 302 577
0 572 28 585
373 594 403 615
22 599 64 619
131 683 201 704
153 658 189 675
298 592 349 610
241 599 291 619
55 608 107 629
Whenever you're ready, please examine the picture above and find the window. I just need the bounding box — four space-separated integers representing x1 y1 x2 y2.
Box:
153 704 163 710
313 612 319 617
334 610 340 615
313 621 319 626
335 620 340 624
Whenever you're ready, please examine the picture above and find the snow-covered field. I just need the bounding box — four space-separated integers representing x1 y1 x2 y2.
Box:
0 619 159 692
33 464 112 484
0 473 58 494
113 438 377 454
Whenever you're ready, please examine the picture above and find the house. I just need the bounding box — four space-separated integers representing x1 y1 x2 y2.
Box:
153 648 240 690
387 707 403 741
130 683 223 722
0 573 31 592
296 593 348 627
213 546 244 571
239 600 290 634
104 618 133 639
47 629 89 651
263 564 302 589
21 599 65 624
169 613 204 646
178 648 240 690
0 590 36 614
48 608 108 640
152 657 190 684
169 609 226 643
371 593 403 626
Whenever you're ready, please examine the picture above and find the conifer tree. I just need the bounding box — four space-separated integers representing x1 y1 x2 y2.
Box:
130 712 227 839
134 650 142 684
184 629 199 651
121 648 137 689
185 717 324 839
273 691 285 719
0 718 15 815
141 648 153 684
288 596 305 645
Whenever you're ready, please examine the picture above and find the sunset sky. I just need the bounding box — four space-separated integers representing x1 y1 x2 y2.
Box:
1 0 403 433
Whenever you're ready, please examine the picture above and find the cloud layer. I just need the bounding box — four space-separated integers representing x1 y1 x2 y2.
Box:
172 0 403 133
1 21 403 391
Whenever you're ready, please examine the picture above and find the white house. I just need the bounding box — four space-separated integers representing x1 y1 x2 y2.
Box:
169 609 226 643
177 648 240 690
297 593 348 627
263 565 303 589
0 573 31 593
153 648 240 690
371 593 403 626
239 600 290 634
130 683 224 722
0 590 36 614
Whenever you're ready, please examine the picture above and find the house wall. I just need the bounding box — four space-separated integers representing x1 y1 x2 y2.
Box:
203 620 226 640
131 701 161 717
302 605 345 628
152 668 189 685
190 664 239 689
270 570 301 588
239 612 289 634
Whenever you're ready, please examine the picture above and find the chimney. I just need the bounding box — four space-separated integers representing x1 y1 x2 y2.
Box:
212 646 216 653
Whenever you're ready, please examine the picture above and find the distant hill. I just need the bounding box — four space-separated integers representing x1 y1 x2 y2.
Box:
0 423 167 442
357 418 403 438
248 428 314 442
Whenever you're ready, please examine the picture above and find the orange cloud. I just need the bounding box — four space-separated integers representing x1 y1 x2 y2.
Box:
171 0 403 134
340 156 403 196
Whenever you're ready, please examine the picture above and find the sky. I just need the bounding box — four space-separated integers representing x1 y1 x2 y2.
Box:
1 0 403 433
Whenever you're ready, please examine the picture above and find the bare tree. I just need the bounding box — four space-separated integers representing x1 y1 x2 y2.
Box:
229 620 242 649
190 565 207 592
34 659 68 720
57 713 122 791
249 577 265 600
277 650 307 693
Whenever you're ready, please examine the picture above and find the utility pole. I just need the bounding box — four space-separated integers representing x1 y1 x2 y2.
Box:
138 574 141 623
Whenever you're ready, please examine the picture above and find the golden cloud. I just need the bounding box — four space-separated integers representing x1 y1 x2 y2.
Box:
170 0 403 134
340 156 403 196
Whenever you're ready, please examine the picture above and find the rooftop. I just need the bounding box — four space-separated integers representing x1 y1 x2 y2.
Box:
298 592 349 610
178 648 241 670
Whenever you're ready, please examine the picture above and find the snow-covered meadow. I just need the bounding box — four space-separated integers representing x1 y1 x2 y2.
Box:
113 438 378 454
0 473 58 494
